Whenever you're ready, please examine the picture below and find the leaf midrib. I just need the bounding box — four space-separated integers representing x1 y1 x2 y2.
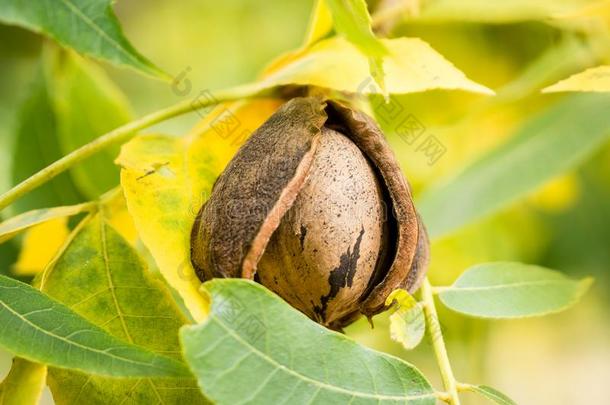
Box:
445 279 575 293
211 315 435 401
57 0 142 67
0 290 165 371
96 216 176 405
99 218 133 343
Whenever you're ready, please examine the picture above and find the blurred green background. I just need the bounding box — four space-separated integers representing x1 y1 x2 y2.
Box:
1 0 609 404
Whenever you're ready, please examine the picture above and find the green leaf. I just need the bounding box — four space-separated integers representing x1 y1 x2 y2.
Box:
0 358 46 405
0 202 91 244
181 279 436 405
40 213 206 404
543 65 610 93
438 262 593 318
0 273 189 377
385 289 425 350
11 67 85 214
462 384 517 405
47 49 133 199
0 0 166 79
324 0 388 93
0 240 18 279
418 93 610 239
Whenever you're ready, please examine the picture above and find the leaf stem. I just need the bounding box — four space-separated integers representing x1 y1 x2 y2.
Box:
435 391 451 402
0 84 262 212
430 286 451 295
421 278 461 405
456 382 475 392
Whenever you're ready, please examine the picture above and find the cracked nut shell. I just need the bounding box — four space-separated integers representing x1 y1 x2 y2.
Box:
191 97 429 328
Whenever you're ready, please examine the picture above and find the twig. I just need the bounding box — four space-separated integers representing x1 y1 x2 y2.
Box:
0 84 262 212
421 278 461 404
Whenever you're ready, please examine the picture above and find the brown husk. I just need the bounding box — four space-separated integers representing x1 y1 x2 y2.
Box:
191 96 429 328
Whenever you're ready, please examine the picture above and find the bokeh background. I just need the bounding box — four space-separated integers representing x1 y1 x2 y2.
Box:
1 0 609 404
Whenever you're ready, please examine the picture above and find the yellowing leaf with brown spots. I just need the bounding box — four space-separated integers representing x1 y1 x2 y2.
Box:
40 213 207 404
117 99 281 321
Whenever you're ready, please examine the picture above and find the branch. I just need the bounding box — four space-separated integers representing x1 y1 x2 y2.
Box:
421 278 461 404
0 84 263 212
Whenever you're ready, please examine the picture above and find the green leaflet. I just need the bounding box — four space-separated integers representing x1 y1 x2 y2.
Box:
462 384 517 405
9 48 131 213
0 273 189 377
47 49 133 199
0 281 47 405
41 214 207 404
418 93 610 239
0 202 91 244
0 358 46 405
0 0 166 79
181 279 436 405
438 262 593 318
0 242 18 279
10 67 85 214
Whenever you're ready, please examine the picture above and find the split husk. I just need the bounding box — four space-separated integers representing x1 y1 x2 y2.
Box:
191 97 429 328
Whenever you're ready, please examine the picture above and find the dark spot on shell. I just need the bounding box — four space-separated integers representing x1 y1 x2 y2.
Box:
313 227 365 320
299 225 307 250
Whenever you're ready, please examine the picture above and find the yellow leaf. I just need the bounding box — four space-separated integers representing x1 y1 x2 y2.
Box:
0 358 46 405
259 36 494 95
548 0 610 20
102 190 138 245
527 174 580 213
543 65 610 93
304 0 333 47
324 0 388 94
187 98 280 142
385 289 426 350
117 99 280 322
0 202 90 244
13 218 70 276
